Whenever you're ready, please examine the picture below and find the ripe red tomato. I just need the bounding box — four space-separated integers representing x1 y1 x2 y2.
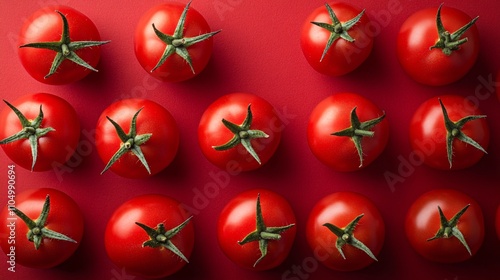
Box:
307 93 388 172
198 93 282 171
397 4 479 86
0 188 84 268
217 189 296 270
0 93 81 171
405 189 484 263
105 194 194 278
95 99 179 178
300 2 373 76
18 6 109 85
134 1 220 82
409 95 489 170
306 192 385 271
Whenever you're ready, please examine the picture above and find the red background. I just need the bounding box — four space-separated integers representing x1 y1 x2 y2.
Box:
1 0 499 279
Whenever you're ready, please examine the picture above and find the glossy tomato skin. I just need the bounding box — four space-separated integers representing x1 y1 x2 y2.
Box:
307 93 389 172
409 95 489 170
0 188 84 268
198 93 282 171
217 189 296 270
0 93 81 171
105 194 194 278
306 192 385 271
135 2 215 82
405 189 484 263
300 2 373 76
18 6 104 85
95 99 179 178
397 6 479 86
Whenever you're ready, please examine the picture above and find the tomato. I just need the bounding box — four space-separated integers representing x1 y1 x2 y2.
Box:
409 95 489 170
105 194 194 278
0 187 84 268
0 93 81 171
18 6 109 85
134 1 220 82
397 4 479 86
95 99 179 179
217 189 296 270
198 93 282 171
306 192 385 271
307 93 388 172
405 189 484 263
300 2 373 76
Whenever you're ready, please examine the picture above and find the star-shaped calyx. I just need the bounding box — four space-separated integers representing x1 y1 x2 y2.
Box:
438 98 487 168
19 10 110 79
331 107 386 168
150 1 221 74
323 214 378 261
135 216 193 262
212 104 269 165
237 194 295 267
430 4 479 56
311 3 365 61
11 195 77 250
427 204 472 255
101 108 152 175
0 100 55 171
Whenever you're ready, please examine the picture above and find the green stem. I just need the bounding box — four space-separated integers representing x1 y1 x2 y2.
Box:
430 4 478 56
237 194 295 267
438 98 487 168
323 214 378 261
19 10 109 78
212 104 269 165
331 107 386 168
150 1 220 74
11 195 76 249
0 100 55 171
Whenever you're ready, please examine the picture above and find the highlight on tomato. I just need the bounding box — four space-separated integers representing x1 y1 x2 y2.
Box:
95 98 179 179
405 189 484 263
0 93 81 172
306 192 385 271
134 1 220 82
0 188 84 268
104 194 194 278
18 6 110 85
